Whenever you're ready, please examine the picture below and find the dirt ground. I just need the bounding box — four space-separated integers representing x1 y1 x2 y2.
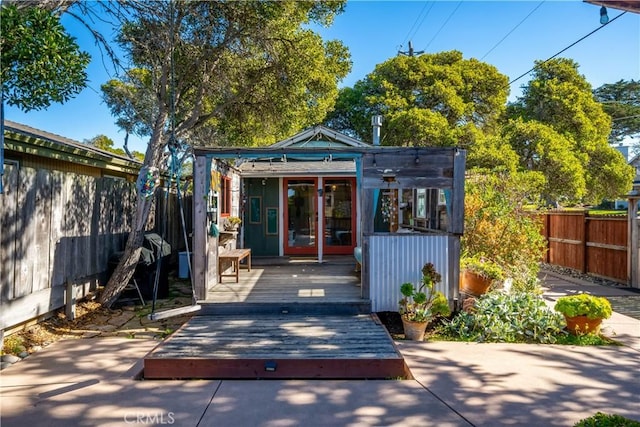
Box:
1 279 196 357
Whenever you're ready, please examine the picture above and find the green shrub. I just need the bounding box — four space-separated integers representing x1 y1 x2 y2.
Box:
554 294 613 319
443 291 565 343
463 171 547 293
574 412 640 427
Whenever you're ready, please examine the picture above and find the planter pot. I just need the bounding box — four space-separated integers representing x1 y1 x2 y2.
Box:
460 271 492 297
402 318 428 341
564 315 603 335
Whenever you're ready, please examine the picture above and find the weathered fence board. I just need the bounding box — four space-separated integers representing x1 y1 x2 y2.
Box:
1 165 191 332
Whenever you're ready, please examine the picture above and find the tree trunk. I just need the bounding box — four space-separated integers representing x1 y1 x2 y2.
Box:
98 195 155 308
98 113 168 308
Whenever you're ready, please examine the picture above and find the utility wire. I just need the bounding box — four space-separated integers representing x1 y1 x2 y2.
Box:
400 1 435 51
481 1 546 61
509 10 628 86
423 0 463 52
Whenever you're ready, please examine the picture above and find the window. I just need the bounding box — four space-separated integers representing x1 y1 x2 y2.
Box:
221 177 231 216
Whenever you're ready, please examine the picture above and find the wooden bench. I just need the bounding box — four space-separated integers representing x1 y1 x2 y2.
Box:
218 248 252 283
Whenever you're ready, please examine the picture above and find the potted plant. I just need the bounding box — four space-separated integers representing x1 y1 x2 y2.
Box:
554 293 612 335
224 216 242 231
459 254 505 297
399 262 451 341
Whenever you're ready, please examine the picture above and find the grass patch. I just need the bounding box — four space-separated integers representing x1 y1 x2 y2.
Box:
555 333 621 346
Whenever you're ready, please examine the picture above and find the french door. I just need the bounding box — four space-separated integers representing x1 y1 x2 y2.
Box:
323 178 356 255
284 178 317 255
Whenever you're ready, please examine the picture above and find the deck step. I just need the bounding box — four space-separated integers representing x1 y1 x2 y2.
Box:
143 314 407 380
198 301 371 316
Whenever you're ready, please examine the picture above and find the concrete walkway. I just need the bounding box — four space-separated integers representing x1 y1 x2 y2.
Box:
1 273 639 427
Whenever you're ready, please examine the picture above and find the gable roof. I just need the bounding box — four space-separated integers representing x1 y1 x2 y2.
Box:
269 125 370 149
3 120 142 175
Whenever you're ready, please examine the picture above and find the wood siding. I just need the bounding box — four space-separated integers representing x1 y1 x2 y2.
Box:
539 211 627 283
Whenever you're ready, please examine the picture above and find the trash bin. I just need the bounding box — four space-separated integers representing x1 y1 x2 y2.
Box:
108 233 172 300
178 251 190 279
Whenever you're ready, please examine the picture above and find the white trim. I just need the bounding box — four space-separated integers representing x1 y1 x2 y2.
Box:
270 125 370 148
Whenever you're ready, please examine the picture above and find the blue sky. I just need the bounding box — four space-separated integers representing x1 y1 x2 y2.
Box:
5 0 639 154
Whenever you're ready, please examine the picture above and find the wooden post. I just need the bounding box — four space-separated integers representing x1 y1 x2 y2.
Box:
582 211 588 274
65 280 76 321
193 155 208 300
628 196 640 289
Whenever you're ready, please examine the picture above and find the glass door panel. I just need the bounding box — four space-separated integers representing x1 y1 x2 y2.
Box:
284 179 317 255
324 178 355 255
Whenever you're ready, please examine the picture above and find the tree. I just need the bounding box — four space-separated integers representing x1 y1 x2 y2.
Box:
507 58 634 204
593 79 640 144
0 4 90 111
325 51 509 146
85 134 144 161
98 1 350 307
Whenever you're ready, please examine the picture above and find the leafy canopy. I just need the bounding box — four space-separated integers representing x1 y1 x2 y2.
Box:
593 79 640 144
506 58 633 204
0 4 90 111
325 50 509 146
102 0 351 149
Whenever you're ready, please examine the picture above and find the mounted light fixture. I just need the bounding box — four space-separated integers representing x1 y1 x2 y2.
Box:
382 169 396 183
600 6 609 24
372 154 377 167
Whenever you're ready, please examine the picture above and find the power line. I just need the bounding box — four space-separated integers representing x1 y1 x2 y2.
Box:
423 1 463 52
480 1 546 61
509 10 628 86
400 1 435 51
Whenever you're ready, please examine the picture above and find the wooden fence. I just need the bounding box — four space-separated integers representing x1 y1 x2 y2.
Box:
538 211 627 284
1 162 192 332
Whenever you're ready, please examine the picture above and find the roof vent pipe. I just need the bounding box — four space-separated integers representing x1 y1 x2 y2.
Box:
372 115 382 146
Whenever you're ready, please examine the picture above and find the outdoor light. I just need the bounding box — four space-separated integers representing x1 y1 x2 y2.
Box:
600 6 609 24
264 361 277 372
372 154 377 167
382 169 396 183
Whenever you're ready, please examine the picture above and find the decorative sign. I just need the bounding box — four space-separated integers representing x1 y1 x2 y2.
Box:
250 196 261 224
266 207 278 235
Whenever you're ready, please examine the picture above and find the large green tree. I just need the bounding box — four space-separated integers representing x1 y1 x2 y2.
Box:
99 0 350 307
593 79 640 144
0 4 90 111
325 50 509 146
507 58 633 203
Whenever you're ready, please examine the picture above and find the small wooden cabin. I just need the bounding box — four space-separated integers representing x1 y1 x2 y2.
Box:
193 126 466 312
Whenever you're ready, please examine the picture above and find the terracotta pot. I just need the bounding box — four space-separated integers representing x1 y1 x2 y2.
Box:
460 271 492 297
402 318 428 341
564 315 603 335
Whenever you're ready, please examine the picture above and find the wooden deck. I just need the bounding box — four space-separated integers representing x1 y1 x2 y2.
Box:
206 257 363 304
143 314 407 379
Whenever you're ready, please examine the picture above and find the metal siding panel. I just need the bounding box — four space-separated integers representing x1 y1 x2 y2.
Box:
369 234 449 312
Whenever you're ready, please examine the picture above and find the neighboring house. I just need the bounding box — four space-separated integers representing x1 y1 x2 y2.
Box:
193 125 467 312
1 121 142 334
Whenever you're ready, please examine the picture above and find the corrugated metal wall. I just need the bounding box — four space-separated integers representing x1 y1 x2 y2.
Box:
368 234 450 312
